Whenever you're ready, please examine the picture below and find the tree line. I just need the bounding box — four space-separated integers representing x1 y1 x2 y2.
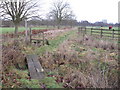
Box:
0 0 76 34
0 19 119 27
0 0 119 35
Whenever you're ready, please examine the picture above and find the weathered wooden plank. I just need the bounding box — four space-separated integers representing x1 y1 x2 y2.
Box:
26 55 44 79
32 55 44 72
26 55 39 79
32 55 44 79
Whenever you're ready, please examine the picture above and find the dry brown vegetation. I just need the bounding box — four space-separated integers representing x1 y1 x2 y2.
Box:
39 32 118 88
1 28 119 88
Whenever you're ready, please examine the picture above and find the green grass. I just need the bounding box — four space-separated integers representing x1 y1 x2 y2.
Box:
35 30 76 55
0 26 54 34
17 79 40 88
79 26 119 38
1 26 119 34
40 77 63 88
1 27 24 33
87 26 119 30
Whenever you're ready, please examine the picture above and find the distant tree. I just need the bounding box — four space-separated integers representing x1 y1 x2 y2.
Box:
0 0 39 34
48 0 75 29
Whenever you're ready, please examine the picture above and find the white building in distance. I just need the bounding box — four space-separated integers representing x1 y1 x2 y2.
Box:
102 19 107 23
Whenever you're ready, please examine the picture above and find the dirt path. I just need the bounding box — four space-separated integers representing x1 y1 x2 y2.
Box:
44 28 75 40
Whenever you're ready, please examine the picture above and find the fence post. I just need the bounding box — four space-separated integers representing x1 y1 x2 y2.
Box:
100 29 103 38
112 29 114 38
29 28 32 43
81 27 82 33
78 27 80 34
83 27 85 38
85 27 86 34
43 32 45 45
91 28 93 35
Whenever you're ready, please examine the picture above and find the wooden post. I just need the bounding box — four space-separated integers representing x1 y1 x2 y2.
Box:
6 32 8 41
112 29 114 38
30 28 32 43
43 32 45 45
82 27 85 38
25 19 28 40
38 31 41 37
81 27 83 34
78 27 80 34
81 27 82 32
85 27 86 34
25 19 30 45
91 28 93 35
100 28 103 38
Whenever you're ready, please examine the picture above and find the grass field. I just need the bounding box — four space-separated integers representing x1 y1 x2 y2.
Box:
79 26 119 38
0 26 55 34
87 26 119 30
0 26 119 34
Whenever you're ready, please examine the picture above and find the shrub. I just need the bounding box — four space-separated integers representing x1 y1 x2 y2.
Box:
2 42 26 72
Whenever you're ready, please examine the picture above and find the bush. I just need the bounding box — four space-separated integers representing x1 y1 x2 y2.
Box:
2 42 26 71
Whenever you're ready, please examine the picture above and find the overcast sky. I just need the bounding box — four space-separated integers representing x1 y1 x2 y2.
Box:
40 0 119 24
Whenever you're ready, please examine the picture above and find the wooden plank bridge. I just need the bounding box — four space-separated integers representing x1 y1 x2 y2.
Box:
26 55 44 79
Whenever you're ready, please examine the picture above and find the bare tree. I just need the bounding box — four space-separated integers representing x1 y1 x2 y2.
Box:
0 0 39 34
48 0 75 29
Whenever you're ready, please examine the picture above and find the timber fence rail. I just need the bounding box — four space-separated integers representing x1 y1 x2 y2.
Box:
78 27 120 39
